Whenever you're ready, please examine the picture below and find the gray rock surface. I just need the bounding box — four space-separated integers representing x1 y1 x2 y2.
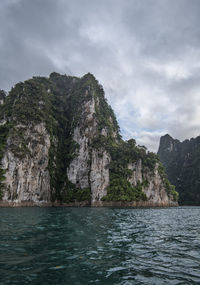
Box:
2 123 51 204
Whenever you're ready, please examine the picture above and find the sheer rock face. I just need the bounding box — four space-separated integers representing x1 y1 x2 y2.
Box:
90 149 110 204
158 134 200 205
67 96 111 204
67 126 90 189
128 160 143 185
127 161 175 205
143 164 173 204
2 123 51 204
67 97 97 190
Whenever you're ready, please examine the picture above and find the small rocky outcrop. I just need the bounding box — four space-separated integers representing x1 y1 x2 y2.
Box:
0 73 178 206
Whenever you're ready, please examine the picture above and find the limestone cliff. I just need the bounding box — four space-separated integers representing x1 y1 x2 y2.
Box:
158 134 200 205
127 160 173 204
2 123 51 204
0 73 178 206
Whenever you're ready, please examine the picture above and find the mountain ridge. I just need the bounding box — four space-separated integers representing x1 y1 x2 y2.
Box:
158 133 200 205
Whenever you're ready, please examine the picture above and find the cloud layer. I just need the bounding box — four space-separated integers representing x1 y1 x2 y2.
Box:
1 0 200 151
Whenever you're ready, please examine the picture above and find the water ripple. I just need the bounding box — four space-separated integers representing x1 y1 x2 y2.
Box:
0 207 200 284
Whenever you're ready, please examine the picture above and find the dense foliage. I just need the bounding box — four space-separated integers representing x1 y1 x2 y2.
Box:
61 181 91 203
102 140 160 202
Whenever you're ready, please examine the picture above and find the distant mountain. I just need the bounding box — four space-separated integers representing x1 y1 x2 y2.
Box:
158 134 200 205
0 73 178 206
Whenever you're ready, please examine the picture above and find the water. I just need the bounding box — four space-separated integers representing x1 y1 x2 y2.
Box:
1 207 200 285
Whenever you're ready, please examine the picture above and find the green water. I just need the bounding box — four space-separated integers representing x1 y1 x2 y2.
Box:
1 207 200 284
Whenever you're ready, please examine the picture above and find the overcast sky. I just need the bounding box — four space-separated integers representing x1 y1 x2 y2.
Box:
1 0 200 152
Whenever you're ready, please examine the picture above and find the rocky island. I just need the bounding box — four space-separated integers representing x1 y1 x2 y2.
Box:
0 73 178 207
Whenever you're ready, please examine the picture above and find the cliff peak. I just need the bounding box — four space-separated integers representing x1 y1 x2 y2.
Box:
161 133 174 140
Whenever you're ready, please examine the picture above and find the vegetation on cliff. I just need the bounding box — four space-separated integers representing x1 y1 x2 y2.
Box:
102 139 178 202
0 73 178 204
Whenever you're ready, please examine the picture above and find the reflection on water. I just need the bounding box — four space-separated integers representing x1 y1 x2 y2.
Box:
1 207 200 284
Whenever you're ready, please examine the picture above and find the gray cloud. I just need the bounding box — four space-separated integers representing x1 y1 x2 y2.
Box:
1 0 200 151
